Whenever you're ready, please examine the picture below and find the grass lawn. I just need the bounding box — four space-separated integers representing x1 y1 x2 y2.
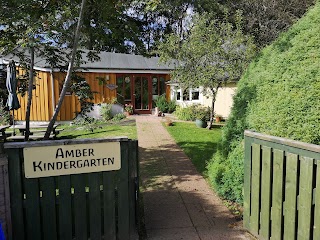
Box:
165 121 222 176
58 119 137 140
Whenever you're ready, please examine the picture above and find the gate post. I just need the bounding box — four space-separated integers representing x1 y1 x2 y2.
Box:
0 142 11 240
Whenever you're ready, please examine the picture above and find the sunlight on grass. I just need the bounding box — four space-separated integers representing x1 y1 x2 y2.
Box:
165 122 221 176
58 120 137 140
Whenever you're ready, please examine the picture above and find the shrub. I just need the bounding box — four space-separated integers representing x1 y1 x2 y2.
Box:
167 100 177 113
207 2 320 204
155 94 169 112
174 104 210 121
174 105 196 121
100 103 112 121
112 113 126 121
0 100 10 125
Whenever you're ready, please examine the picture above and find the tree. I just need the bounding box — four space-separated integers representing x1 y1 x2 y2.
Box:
44 0 86 139
223 0 315 48
0 0 71 140
158 12 256 129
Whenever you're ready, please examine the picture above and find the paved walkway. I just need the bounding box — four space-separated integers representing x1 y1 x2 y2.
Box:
135 115 252 240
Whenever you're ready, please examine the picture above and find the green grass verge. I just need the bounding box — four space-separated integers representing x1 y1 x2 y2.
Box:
165 121 222 176
58 119 137 140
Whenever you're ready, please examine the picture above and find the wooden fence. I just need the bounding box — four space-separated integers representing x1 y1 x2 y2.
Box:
4 138 139 240
244 130 320 240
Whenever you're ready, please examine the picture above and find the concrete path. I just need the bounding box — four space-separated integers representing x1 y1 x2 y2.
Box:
135 115 252 240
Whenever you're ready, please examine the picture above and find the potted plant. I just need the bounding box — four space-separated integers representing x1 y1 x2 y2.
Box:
215 114 222 123
124 103 133 115
194 106 209 128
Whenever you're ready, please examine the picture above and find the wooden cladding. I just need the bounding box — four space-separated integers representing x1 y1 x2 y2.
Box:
14 71 117 121
244 130 320 240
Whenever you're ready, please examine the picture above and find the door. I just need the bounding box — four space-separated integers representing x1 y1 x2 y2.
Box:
133 76 151 113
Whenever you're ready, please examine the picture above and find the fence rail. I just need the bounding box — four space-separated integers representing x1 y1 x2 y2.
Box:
244 130 320 240
4 138 139 240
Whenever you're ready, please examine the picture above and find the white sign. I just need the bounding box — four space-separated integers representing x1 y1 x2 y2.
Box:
24 142 121 178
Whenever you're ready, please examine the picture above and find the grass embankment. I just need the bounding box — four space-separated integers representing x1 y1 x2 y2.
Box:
165 121 222 176
58 119 137 140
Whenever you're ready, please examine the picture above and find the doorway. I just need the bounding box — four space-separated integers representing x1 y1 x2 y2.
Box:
116 74 167 114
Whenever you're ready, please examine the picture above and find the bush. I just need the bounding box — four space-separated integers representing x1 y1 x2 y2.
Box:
0 100 10 125
112 113 126 121
207 3 320 204
167 100 177 113
174 105 195 121
155 94 169 112
100 103 112 121
174 104 210 121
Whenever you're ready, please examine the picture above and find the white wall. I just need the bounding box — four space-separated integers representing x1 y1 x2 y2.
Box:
202 83 236 118
170 82 236 119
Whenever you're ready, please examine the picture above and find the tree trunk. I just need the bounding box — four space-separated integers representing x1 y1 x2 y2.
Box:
44 0 86 140
24 45 35 141
207 83 221 129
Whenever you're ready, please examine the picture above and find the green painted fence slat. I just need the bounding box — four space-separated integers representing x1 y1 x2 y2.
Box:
24 178 42 240
58 175 72 240
103 171 116 240
297 157 314 240
250 143 261 235
73 174 88 240
283 153 298 240
129 140 138 238
243 136 253 229
7 149 25 240
40 177 57 240
118 142 130 240
271 149 284 240
88 172 102 240
314 161 320 240
260 146 272 239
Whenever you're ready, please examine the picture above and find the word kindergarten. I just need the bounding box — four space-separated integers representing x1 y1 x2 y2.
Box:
23 142 121 178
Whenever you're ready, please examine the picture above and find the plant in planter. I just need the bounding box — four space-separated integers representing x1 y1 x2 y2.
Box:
194 106 210 128
124 103 133 115
215 114 223 123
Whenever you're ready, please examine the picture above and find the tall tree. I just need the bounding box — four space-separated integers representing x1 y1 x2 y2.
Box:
44 0 87 139
158 12 256 129
223 0 316 47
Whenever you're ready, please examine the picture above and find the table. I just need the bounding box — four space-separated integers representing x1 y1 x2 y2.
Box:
7 124 63 141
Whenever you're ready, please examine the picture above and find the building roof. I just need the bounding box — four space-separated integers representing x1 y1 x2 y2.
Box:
0 50 176 74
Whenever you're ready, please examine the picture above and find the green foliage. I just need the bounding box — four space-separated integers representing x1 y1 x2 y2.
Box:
208 140 244 203
124 103 133 114
158 12 256 127
70 74 94 117
174 105 210 121
112 113 126 122
100 103 113 121
0 100 10 125
174 105 197 121
207 2 320 203
155 94 168 112
72 116 98 132
194 106 211 121
167 100 177 113
155 94 176 113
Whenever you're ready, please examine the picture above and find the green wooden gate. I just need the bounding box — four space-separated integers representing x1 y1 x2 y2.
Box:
244 130 320 240
4 138 139 240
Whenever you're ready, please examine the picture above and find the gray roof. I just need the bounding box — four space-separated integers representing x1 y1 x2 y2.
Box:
0 50 175 72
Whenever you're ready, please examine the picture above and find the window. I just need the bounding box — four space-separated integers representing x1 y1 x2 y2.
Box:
173 87 201 102
116 75 131 105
